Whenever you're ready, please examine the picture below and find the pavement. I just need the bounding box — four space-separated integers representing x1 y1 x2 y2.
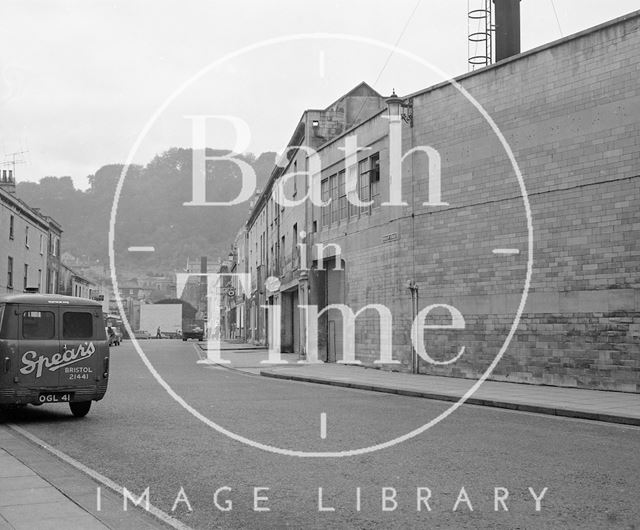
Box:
201 342 640 427
0 423 165 530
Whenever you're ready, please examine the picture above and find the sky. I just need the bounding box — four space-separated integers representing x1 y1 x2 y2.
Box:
1 0 638 190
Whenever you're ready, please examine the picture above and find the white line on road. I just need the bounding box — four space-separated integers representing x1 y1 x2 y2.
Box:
492 248 520 255
127 246 155 252
320 412 327 439
7 423 193 530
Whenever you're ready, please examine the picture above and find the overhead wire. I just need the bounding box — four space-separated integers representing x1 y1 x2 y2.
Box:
550 0 564 37
351 0 422 125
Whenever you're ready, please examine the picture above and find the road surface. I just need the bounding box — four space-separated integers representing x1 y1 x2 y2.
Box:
2 340 638 529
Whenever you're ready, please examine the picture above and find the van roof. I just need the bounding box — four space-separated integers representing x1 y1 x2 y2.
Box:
0 293 103 308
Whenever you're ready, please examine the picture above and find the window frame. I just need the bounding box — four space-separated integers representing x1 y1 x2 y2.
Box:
62 311 94 340
22 310 56 340
7 256 13 289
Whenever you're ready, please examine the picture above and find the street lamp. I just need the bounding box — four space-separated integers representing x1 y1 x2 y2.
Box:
386 89 413 127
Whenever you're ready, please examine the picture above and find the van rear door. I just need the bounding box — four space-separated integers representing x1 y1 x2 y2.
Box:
59 307 103 388
17 305 60 389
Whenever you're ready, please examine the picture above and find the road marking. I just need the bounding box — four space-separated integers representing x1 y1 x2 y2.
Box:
320 412 327 439
492 248 520 255
127 246 155 252
7 424 193 530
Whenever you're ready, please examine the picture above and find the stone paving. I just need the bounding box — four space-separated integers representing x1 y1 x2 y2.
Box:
259 362 640 425
0 425 163 530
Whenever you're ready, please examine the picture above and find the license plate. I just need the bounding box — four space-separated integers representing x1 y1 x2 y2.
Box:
38 392 73 404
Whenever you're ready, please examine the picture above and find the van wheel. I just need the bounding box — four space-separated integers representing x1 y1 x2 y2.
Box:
69 401 91 417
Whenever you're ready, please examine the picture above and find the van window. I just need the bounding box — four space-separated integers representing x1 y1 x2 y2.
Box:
0 305 4 336
63 312 93 339
23 311 56 339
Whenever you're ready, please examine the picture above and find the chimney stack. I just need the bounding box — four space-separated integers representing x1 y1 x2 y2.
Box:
0 169 16 194
493 0 521 62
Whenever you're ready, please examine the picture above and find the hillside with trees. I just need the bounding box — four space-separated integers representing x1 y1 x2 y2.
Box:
17 148 275 271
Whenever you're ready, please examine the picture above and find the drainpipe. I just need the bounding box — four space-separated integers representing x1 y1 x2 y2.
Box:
407 280 419 374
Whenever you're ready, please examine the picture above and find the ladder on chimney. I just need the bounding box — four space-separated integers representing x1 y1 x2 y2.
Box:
468 0 494 70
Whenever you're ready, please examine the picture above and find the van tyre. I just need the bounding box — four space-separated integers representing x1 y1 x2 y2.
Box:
70 401 91 417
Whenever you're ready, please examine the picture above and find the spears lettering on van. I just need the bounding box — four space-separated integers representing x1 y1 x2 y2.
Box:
20 342 96 379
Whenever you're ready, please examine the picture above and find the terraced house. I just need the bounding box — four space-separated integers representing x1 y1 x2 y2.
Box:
0 170 62 295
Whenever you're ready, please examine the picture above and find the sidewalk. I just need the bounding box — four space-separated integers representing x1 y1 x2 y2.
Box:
0 424 164 530
258 363 640 426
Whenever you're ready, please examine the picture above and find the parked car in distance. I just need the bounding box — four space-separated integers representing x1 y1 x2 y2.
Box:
133 329 151 340
182 326 204 341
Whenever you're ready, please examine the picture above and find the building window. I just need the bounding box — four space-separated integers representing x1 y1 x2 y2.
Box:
40 234 44 255
321 178 330 226
330 173 339 224
338 170 347 221
292 161 298 197
369 153 381 208
270 245 274 274
347 166 358 219
274 241 279 274
9 215 14 240
23 264 28 291
54 237 60 257
359 159 371 216
25 226 29 248
281 235 285 269
292 223 298 268
7 257 13 289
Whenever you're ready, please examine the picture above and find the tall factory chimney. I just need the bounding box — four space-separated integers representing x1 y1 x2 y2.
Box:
493 0 521 62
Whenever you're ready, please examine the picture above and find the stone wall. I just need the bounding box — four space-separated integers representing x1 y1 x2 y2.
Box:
313 12 640 391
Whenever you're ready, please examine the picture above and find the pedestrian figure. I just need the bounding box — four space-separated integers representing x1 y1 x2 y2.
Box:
156 326 161 339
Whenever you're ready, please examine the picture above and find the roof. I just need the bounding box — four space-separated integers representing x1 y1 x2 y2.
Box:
245 81 383 229
0 293 102 307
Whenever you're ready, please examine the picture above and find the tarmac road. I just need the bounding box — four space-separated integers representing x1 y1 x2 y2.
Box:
2 340 639 529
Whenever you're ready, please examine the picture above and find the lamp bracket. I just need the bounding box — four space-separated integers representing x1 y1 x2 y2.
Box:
401 98 413 127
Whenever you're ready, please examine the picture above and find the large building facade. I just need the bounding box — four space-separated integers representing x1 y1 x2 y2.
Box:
232 11 640 392
0 170 62 296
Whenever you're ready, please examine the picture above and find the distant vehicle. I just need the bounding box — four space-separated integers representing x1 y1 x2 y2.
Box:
112 326 123 345
182 326 204 341
0 293 110 417
105 326 117 347
133 330 151 340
